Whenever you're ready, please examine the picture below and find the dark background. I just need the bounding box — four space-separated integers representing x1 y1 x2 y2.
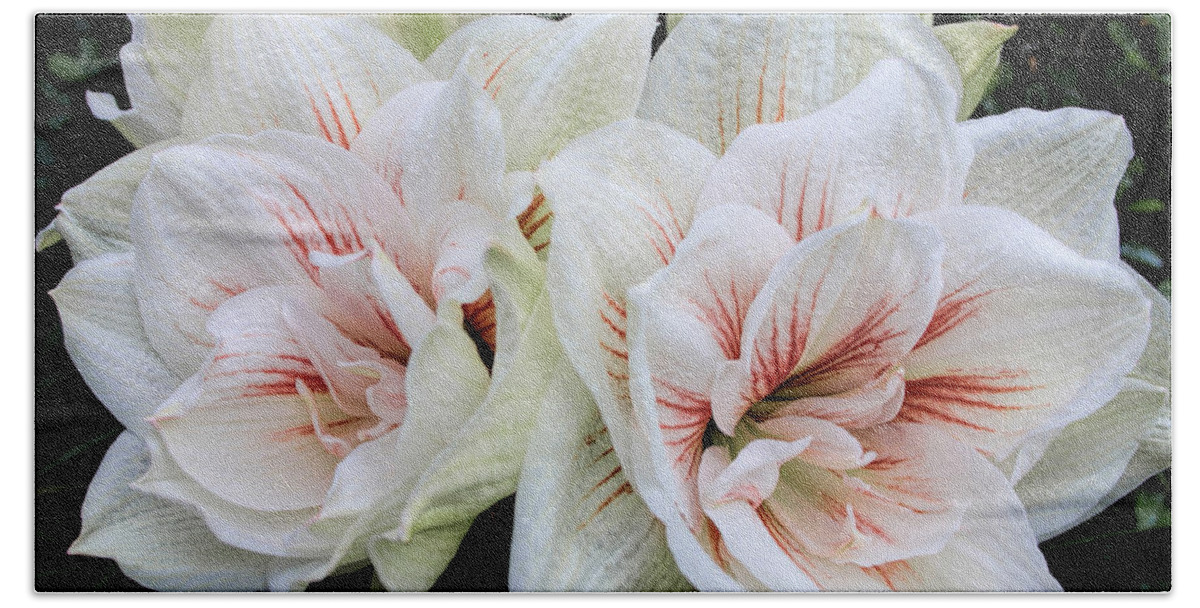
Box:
34 14 1170 591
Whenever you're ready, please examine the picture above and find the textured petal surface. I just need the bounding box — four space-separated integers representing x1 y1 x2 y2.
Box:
70 432 295 591
511 360 690 591
713 217 943 433
541 119 717 498
130 131 406 377
640 14 962 155
50 253 181 439
87 15 212 146
961 107 1134 261
427 14 657 170
899 207 1152 459
182 16 429 147
350 70 507 219
697 58 971 240
43 137 187 262
631 205 793 521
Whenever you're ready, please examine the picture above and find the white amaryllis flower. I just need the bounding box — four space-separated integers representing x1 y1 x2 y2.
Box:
82 14 478 149
518 14 1169 592
48 14 658 590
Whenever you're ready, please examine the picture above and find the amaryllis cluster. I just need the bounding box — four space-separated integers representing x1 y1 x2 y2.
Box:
41 13 1169 592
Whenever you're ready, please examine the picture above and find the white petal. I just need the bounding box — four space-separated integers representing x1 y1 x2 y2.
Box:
424 15 551 78
368 520 472 591
395 292 557 543
182 16 430 147
900 207 1152 460
541 118 716 503
898 436 1061 591
698 446 820 591
49 253 181 439
149 288 363 512
70 431 294 590
44 137 186 262
319 298 488 522
131 433 331 560
697 58 971 239
715 216 944 434
88 15 212 146
961 107 1134 261
630 205 794 521
510 360 690 591
129 130 404 377
639 14 962 155
350 69 507 219
1013 377 1167 540
428 14 657 170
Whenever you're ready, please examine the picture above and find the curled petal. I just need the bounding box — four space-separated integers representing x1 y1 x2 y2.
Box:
712 217 943 434
87 15 212 147
130 130 404 377
542 118 716 505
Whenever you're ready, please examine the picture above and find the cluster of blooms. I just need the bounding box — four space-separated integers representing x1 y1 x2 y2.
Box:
40 13 1170 591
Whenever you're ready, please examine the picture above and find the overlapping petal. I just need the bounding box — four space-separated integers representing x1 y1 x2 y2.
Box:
639 14 963 155
86 15 212 147
696 59 972 241
899 207 1152 460
961 107 1134 262
427 14 657 170
182 16 430 147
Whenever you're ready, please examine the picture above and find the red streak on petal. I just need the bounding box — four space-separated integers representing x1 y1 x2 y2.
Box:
599 341 629 361
323 88 351 149
336 79 361 134
590 446 614 465
577 481 633 531
305 85 335 144
914 282 997 351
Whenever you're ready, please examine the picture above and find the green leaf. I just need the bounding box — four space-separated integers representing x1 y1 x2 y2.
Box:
47 37 117 82
1128 198 1165 213
1106 20 1158 79
1134 491 1171 530
1120 243 1164 269
1157 279 1171 299
37 77 71 106
1116 156 1146 199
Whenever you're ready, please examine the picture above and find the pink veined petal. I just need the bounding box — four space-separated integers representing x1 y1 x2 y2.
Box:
695 58 970 242
130 130 410 377
638 15 963 157
541 118 717 516
752 368 906 431
631 205 794 524
709 216 944 435
898 206 1152 460
749 415 874 471
698 444 820 591
149 287 381 512
183 15 430 147
759 422 966 572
